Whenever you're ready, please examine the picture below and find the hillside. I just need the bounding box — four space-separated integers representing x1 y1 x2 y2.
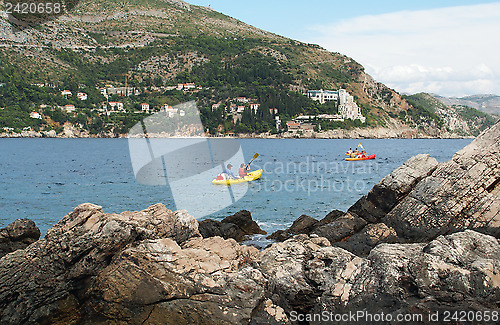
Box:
433 94 500 116
0 0 496 138
403 93 497 137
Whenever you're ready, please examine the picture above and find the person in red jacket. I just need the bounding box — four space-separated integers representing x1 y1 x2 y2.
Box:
239 163 249 178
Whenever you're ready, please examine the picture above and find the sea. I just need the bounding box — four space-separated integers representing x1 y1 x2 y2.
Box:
0 138 472 237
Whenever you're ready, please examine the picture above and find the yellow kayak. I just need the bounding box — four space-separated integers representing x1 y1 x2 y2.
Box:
212 169 263 185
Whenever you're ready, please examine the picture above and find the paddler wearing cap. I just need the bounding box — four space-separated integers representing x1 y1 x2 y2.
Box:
223 163 237 179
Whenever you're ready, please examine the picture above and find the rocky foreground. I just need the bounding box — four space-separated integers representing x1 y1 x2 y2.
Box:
0 122 499 324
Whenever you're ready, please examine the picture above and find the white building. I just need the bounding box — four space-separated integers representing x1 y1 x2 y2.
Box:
61 90 72 97
337 89 365 123
30 112 42 119
99 88 108 99
307 89 338 104
108 102 124 111
77 92 87 101
140 103 150 113
235 97 249 103
63 105 76 113
250 103 260 112
307 89 365 123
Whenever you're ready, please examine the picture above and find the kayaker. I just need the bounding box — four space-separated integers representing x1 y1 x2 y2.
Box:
347 148 352 155
223 164 237 179
239 163 249 178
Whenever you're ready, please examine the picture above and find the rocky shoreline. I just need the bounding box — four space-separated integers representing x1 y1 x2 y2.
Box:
0 121 498 324
0 127 474 139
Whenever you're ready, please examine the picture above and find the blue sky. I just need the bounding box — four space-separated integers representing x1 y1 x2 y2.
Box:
188 0 500 96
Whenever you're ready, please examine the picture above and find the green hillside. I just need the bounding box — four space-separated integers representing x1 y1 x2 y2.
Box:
404 93 497 136
0 0 496 137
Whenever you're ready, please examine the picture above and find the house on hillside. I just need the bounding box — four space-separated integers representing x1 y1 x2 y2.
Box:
235 97 249 103
61 90 72 98
250 103 260 112
108 102 124 112
77 92 87 101
286 121 301 130
63 105 76 113
30 112 42 119
140 103 150 113
307 88 365 123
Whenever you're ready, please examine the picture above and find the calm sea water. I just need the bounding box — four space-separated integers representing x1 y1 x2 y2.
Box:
0 138 472 236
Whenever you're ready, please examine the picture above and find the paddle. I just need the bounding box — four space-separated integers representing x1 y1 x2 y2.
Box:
246 153 259 169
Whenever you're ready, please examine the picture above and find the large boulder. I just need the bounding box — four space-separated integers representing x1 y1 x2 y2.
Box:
0 203 201 325
383 122 500 241
88 236 265 324
0 219 40 259
199 210 266 242
260 231 500 324
267 211 347 242
348 154 439 223
311 212 367 244
267 214 319 241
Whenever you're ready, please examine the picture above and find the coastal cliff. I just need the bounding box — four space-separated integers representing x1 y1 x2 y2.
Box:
0 122 499 324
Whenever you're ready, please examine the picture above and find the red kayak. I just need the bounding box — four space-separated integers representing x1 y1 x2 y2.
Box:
345 154 376 161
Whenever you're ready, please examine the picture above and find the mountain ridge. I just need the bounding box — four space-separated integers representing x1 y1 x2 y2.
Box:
432 93 500 116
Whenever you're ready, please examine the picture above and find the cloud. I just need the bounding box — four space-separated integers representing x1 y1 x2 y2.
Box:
308 3 500 97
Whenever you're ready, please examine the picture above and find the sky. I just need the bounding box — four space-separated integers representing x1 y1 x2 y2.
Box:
187 0 500 97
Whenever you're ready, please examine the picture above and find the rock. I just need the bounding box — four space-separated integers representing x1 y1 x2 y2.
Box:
0 203 201 324
0 219 40 259
198 219 245 241
349 154 439 223
311 212 367 244
249 299 291 325
88 236 264 324
260 231 500 323
335 222 398 256
287 215 318 234
199 210 266 242
222 210 266 235
317 209 345 226
383 122 500 241
259 235 329 317
267 215 319 241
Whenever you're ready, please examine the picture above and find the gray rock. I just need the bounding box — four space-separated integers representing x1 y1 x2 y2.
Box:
0 219 40 259
267 215 319 241
199 210 266 242
222 210 267 236
383 122 500 241
260 231 500 324
311 212 367 244
349 154 439 223
88 236 264 324
335 222 398 256
0 203 201 324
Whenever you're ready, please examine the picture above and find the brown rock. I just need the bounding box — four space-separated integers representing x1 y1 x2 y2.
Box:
0 219 40 259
